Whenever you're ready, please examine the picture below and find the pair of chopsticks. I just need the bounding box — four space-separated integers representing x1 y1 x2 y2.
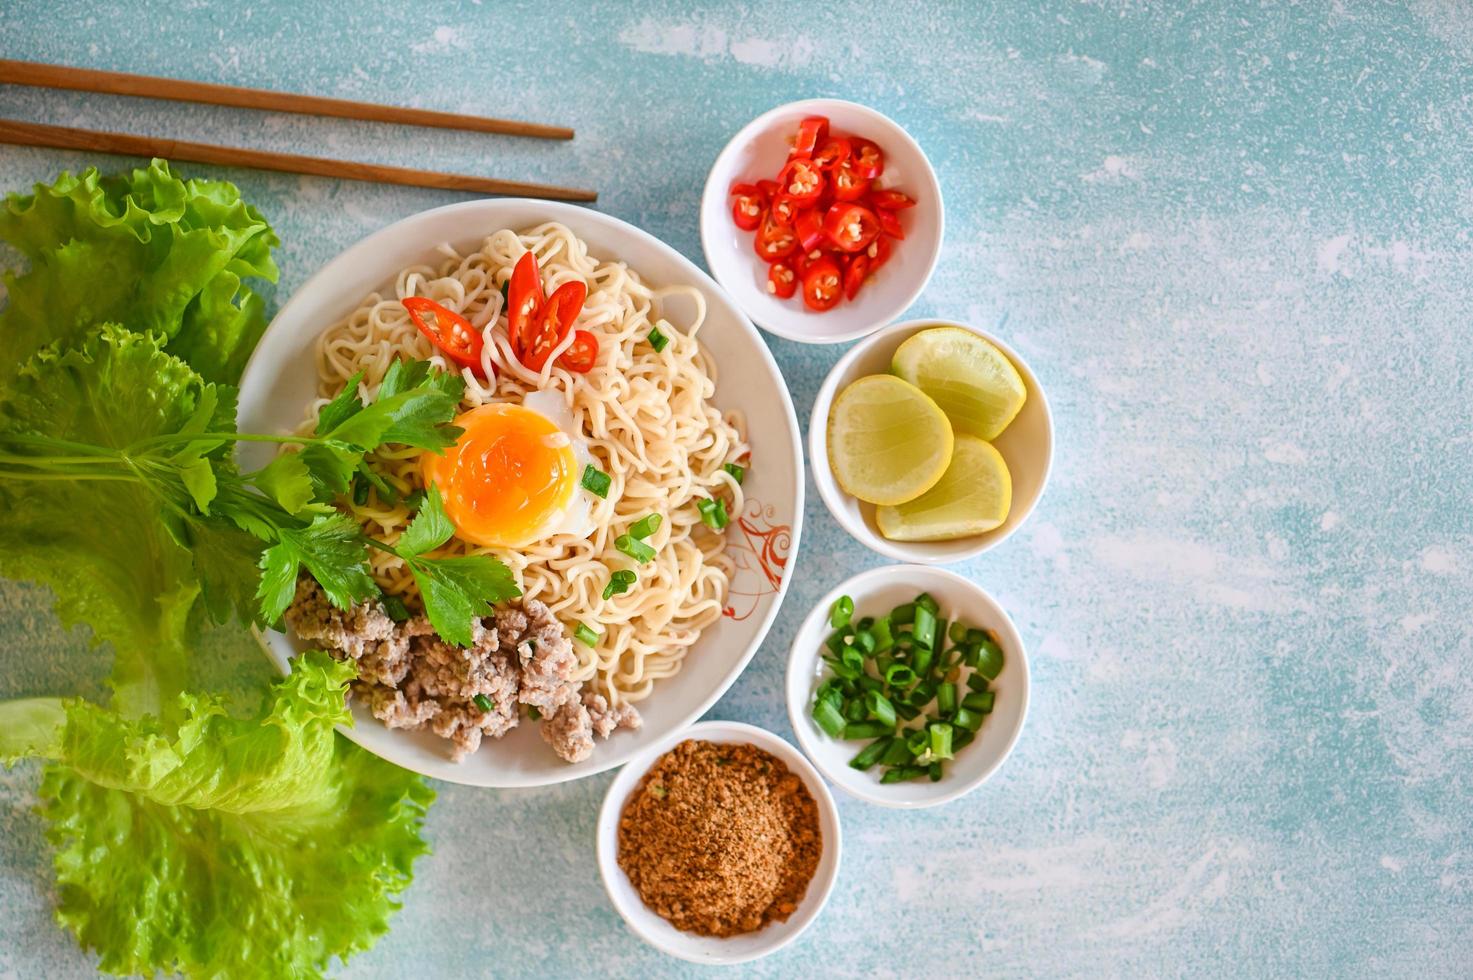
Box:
0 59 595 202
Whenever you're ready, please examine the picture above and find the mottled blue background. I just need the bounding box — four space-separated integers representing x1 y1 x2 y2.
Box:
2 1 1471 977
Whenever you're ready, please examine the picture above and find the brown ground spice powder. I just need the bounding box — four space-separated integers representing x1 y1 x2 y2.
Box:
617 739 822 937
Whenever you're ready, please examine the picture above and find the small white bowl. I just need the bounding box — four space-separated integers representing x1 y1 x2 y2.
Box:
809 317 1054 563
596 721 842 964
786 566 1029 809
700 98 944 345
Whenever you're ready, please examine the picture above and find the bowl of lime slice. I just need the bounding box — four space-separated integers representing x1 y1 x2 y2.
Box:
809 319 1053 563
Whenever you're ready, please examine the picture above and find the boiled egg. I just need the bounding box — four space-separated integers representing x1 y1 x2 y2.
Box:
422 389 597 548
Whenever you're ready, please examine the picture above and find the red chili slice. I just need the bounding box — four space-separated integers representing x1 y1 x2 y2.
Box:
868 189 915 210
869 233 894 271
754 211 798 261
403 297 485 375
771 194 800 225
801 255 843 311
795 209 827 252
521 280 587 372
777 157 825 207
757 178 780 200
822 202 881 252
767 259 797 299
791 116 829 158
849 138 885 179
506 251 544 359
813 136 852 170
843 253 871 300
875 206 906 240
831 160 869 201
730 182 767 231
557 329 599 373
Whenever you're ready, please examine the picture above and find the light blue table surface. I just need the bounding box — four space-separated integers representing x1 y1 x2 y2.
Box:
2 2 1471 977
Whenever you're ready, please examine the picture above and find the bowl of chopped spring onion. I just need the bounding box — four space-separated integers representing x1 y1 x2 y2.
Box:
785 564 1029 808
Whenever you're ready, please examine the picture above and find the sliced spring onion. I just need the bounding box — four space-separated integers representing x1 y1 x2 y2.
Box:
648 325 670 352
972 638 1005 679
936 681 958 716
723 462 745 484
905 729 930 757
949 622 970 644
527 705 542 720
829 594 854 629
911 642 934 678
880 765 929 784
574 622 600 646
697 497 729 530
928 761 943 782
929 722 955 760
952 728 976 751
813 698 847 737
908 680 937 708
352 475 370 506
963 690 996 714
844 720 892 740
628 513 662 540
855 674 883 694
915 592 940 614
853 630 877 655
580 464 612 498
966 673 990 693
840 646 865 675
894 702 921 722
356 461 396 505
472 694 494 712
603 569 637 600
615 534 657 563
843 698 868 723
381 594 410 622
952 707 984 732
884 663 916 688
871 615 894 652
864 690 897 728
913 604 938 651
880 737 914 767
891 602 916 625
826 654 861 682
849 738 891 771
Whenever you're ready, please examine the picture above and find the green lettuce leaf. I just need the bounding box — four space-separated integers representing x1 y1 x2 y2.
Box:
0 158 279 386
7 652 433 978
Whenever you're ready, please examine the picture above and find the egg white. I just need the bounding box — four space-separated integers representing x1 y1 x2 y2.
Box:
518 389 598 542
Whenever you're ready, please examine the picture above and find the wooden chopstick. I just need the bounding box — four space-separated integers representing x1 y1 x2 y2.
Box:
0 59 574 141
0 119 597 202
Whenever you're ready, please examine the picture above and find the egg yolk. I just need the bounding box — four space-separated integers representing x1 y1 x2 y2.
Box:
422 403 576 548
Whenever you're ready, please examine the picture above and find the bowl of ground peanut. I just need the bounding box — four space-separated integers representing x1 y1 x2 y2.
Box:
596 720 842 964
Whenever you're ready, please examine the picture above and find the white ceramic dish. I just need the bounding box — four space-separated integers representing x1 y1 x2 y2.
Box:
596 721 841 964
700 98 944 345
809 317 1053 563
236 199 804 788
786 565 1029 809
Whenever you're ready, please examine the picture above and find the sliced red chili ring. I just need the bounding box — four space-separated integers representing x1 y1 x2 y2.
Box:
767 259 797 299
875 206 906 240
813 136 852 170
791 115 829 158
556 329 599 373
521 279 587 371
757 178 780 200
869 233 894 271
771 194 800 225
831 160 869 201
822 202 881 253
801 255 843 311
843 253 871 301
868 189 915 210
849 138 885 179
777 157 825 207
795 209 827 252
506 251 544 359
732 192 765 232
730 181 767 201
753 211 798 261
403 297 485 375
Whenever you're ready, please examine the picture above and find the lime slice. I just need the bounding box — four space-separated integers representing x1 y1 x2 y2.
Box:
876 435 1012 541
827 375 953 505
891 327 1026 440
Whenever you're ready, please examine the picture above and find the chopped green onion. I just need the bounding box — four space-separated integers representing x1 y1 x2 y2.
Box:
952 729 976 751
937 681 958 716
849 738 891 771
963 690 996 714
894 702 921 722
628 513 662 539
966 627 986 644
953 707 984 732
905 729 930 756
648 325 669 352
844 720 892 740
840 646 865 675
574 622 600 646
929 722 954 760
856 615 875 632
824 627 854 655
871 616 894 652
812 698 847 737
473 694 494 713
880 737 914 766
911 641 934 678
843 698 868 723
527 705 542 720
499 279 510 302
884 663 916 687
352 474 370 506
356 461 397 505
880 765 929 784
723 462 746 484
381 594 410 622
853 630 877 655
615 534 657 563
915 592 940 614
949 622 970 644
826 654 861 682
697 497 729 530
891 602 916 625
928 761 943 782
603 569 637 600
864 690 897 728
908 680 937 708
829 595 854 629
966 673 990 693
815 679 845 707
913 604 938 650
581 464 612 498
973 638 1005 679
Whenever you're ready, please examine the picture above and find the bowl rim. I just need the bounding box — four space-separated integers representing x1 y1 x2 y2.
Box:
784 564 1031 809
236 198 806 787
595 720 843 964
808 316 1054 563
699 97 945 345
